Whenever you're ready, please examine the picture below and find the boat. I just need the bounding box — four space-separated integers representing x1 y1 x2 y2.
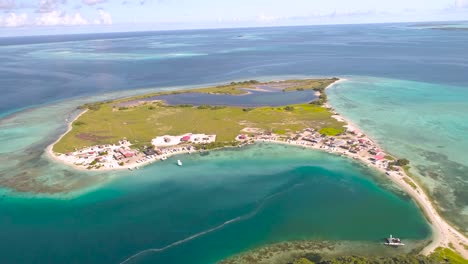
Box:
384 234 405 246
177 160 183 166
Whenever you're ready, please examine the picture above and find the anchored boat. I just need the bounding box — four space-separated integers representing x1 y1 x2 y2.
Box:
384 234 405 247
177 160 183 166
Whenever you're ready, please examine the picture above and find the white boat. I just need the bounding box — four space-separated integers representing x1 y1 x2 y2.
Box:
384 234 405 246
177 160 183 166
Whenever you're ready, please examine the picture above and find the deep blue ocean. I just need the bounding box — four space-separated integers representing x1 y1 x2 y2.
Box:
1 23 467 114
0 23 467 263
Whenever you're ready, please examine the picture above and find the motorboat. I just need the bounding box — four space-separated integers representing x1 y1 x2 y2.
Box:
384 234 404 246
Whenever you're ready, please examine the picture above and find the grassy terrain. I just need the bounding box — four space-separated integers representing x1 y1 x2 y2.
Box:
190 80 260 95
281 78 338 92
54 103 344 153
54 79 344 153
403 177 418 190
287 247 467 264
431 247 468 264
105 78 339 104
319 127 343 136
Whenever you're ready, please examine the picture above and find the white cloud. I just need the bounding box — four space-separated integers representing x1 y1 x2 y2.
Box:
35 10 91 26
257 13 280 22
0 7 113 27
1 12 28 27
37 0 66 13
82 0 107 5
0 0 15 10
454 0 468 8
98 9 112 24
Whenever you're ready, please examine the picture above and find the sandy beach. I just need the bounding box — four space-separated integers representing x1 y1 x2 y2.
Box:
46 109 88 163
323 79 468 259
46 110 207 171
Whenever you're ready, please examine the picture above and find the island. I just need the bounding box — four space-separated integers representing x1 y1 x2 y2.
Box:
48 78 468 260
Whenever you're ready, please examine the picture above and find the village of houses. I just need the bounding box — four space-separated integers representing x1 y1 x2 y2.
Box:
53 123 406 179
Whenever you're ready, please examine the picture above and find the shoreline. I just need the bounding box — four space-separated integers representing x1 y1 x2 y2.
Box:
47 110 207 172
46 78 467 259
324 80 468 259
46 108 88 161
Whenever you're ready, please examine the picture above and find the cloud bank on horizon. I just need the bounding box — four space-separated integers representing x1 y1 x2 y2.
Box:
0 0 467 30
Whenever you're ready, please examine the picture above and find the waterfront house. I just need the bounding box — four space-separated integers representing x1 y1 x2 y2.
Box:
375 152 385 161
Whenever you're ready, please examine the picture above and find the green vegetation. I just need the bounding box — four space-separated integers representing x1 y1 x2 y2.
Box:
172 80 261 96
73 121 86 126
103 78 339 105
280 78 339 106
281 78 338 92
392 158 410 167
287 247 468 264
196 141 241 150
221 239 467 264
430 247 467 264
403 177 418 190
54 101 344 153
319 127 343 136
229 80 260 85
55 79 344 153
293 258 314 264
197 105 226 110
78 101 108 111
403 165 415 178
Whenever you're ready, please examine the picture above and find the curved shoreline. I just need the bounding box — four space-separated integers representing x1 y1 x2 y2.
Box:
325 81 468 259
46 109 88 168
46 78 467 259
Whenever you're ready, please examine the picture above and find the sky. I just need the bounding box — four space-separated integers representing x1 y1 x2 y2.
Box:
0 0 468 35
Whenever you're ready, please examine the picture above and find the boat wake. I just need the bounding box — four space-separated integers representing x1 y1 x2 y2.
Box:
118 183 304 264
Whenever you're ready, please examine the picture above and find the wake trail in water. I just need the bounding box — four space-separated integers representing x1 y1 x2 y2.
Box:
118 183 304 264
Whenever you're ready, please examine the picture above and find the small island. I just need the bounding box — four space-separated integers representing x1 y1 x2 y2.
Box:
51 78 342 170
48 78 468 260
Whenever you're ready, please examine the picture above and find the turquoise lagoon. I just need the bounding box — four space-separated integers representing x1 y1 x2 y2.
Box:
0 82 431 263
328 77 468 233
0 142 430 263
1 23 468 262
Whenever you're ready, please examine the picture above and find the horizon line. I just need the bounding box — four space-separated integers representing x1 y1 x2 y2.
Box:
0 18 467 39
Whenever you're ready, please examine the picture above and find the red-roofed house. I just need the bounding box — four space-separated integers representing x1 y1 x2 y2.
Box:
375 152 385 161
181 135 191 142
